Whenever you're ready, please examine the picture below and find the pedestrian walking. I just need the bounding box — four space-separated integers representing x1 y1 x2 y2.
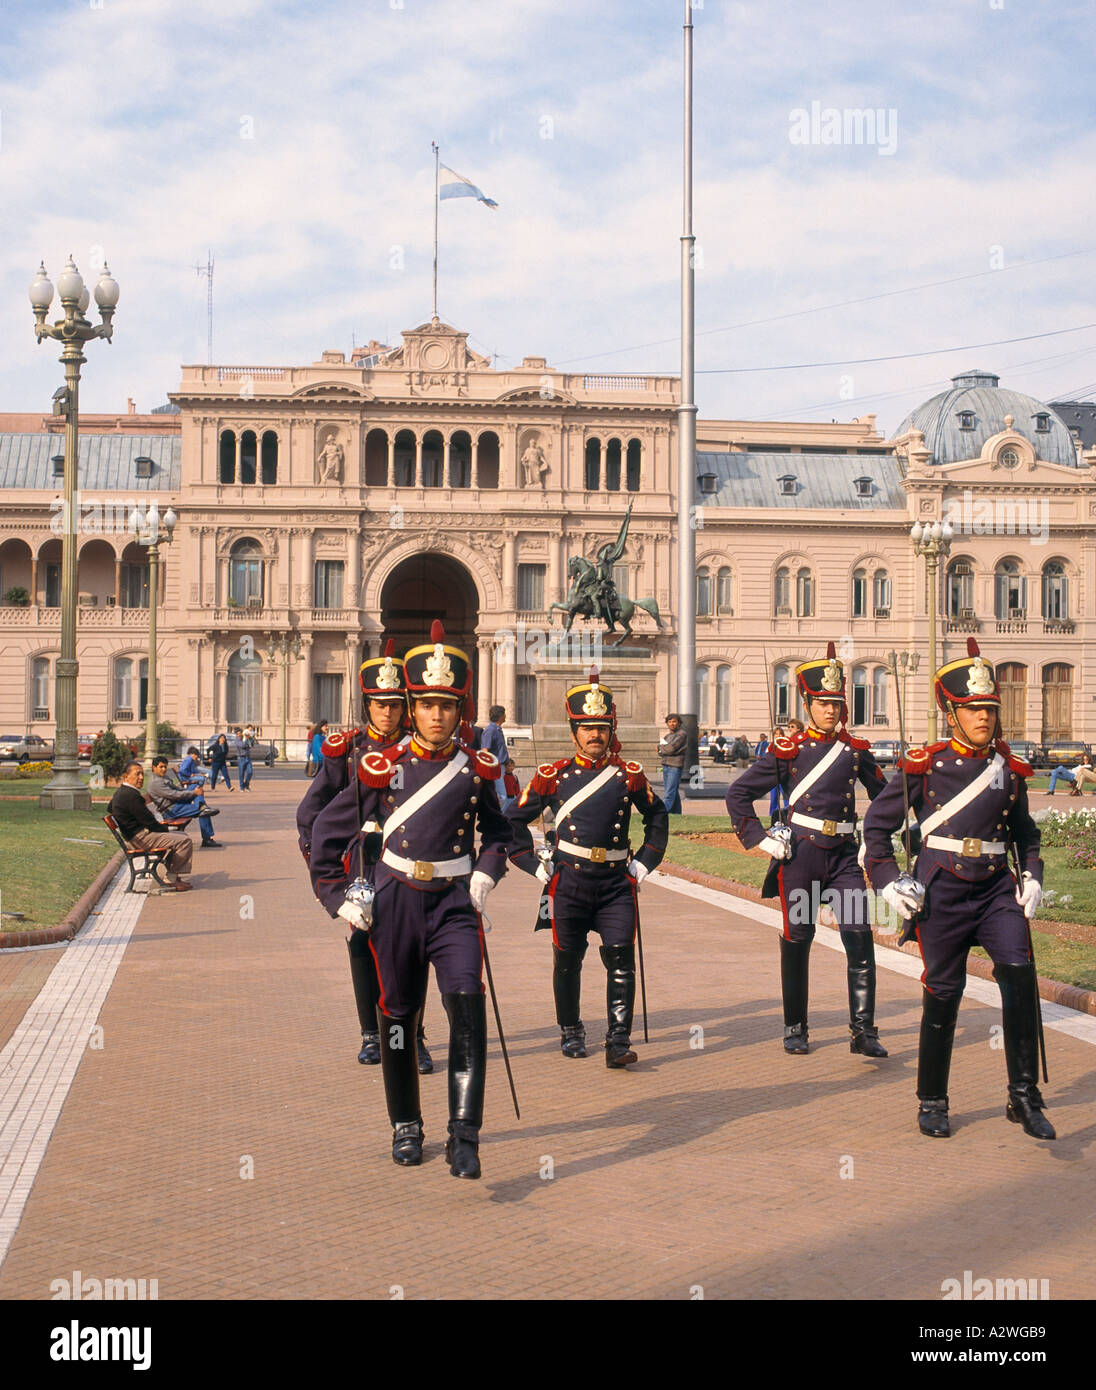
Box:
234 726 254 790
306 721 328 777
209 732 233 790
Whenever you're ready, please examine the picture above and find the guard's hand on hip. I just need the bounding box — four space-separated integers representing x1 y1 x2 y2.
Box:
469 870 494 914
627 860 649 888
337 900 368 932
881 879 924 921
759 833 793 861
1015 872 1042 920
535 860 554 885
857 839 868 871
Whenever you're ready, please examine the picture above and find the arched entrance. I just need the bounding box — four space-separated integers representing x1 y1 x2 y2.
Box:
379 552 480 675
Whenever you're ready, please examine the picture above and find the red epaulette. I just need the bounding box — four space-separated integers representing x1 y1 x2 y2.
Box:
357 744 406 788
772 736 798 760
322 730 357 759
470 748 503 780
898 740 946 773
621 759 647 793
996 739 1033 777
524 761 560 797
841 729 872 751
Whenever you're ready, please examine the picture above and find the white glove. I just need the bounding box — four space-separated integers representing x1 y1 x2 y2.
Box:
759 834 793 861
469 870 494 914
535 860 553 885
337 900 368 932
881 879 923 922
857 839 868 871
627 860 649 888
1015 872 1042 920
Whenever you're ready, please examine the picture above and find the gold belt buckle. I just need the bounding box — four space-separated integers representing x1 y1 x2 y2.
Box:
412 860 435 881
822 819 837 837
589 846 607 864
961 837 982 858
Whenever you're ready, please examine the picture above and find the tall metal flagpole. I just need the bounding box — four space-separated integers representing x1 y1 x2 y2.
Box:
676 0 699 775
432 142 440 319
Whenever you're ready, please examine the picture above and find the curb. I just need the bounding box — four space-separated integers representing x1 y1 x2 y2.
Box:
0 851 123 950
656 859 1096 1018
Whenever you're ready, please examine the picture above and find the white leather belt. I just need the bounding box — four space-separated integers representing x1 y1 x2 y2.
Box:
790 813 855 836
381 850 472 881
555 840 629 863
925 835 1006 858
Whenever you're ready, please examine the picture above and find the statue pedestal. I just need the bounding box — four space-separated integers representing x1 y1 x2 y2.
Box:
525 648 660 765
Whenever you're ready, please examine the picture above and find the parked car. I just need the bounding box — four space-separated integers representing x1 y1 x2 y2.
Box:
1005 739 1042 767
1040 741 1091 768
0 733 54 763
869 740 900 767
77 734 95 760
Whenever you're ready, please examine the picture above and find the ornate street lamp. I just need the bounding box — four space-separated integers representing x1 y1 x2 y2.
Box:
30 256 119 810
266 631 303 761
911 519 953 743
128 500 177 770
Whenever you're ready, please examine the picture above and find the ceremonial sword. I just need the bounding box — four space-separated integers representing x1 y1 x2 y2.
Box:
477 908 521 1119
889 650 926 947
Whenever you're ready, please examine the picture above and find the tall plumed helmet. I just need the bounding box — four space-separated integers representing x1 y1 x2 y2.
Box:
935 636 1001 712
403 618 473 713
796 640 847 701
359 638 407 699
565 664 616 729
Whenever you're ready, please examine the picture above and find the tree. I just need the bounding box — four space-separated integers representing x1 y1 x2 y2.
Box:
90 724 128 782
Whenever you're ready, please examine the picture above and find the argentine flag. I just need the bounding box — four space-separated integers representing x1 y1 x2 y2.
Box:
439 164 498 208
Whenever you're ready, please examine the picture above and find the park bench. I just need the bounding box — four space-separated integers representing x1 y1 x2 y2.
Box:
102 813 191 894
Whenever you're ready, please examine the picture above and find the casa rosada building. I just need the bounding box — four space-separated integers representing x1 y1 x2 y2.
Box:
1 319 1093 756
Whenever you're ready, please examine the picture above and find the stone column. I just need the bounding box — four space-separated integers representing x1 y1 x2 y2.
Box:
502 535 516 611
477 636 495 710
414 434 423 489
443 435 451 489
114 558 123 608
30 552 39 606
471 435 479 490
498 633 517 716
386 436 395 488
549 534 563 604
297 634 314 726
346 528 360 611
215 662 227 725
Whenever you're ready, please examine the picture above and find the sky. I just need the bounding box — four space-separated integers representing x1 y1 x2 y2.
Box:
1 0 1095 435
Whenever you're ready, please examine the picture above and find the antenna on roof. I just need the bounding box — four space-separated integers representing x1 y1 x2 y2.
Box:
193 252 214 365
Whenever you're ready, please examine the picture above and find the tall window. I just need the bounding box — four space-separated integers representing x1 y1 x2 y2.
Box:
626 439 641 492
239 430 257 486
228 650 263 723
449 431 472 488
947 558 974 617
774 567 791 615
516 674 538 725
229 540 264 607
994 559 1026 619
120 563 149 609
311 673 343 725
873 570 891 615
696 666 710 725
219 430 236 484
1042 561 1068 620
715 666 731 724
114 657 133 717
517 563 545 611
796 567 814 617
774 665 790 721
612 564 630 599
605 438 622 491
872 666 888 723
260 431 278 485
45 563 61 608
32 657 51 717
314 560 344 609
696 566 713 616
584 438 601 491
852 568 867 617
851 667 868 725
716 566 732 614
422 430 444 487
393 430 415 487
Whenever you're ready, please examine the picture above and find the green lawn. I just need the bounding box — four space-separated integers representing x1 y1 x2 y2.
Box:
0 774 112 802
662 814 1096 992
0 800 117 930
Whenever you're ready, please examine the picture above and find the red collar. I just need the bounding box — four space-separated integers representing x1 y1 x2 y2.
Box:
408 735 457 761
574 753 610 770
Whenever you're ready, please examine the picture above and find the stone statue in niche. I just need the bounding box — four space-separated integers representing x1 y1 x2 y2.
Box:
520 436 549 489
316 433 344 483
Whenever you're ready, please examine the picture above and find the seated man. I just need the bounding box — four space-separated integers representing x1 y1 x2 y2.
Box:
177 745 207 790
147 755 222 848
108 761 194 891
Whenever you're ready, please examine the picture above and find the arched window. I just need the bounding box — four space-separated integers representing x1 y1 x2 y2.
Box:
947 557 975 617
696 566 713 616
114 657 133 717
605 438 622 491
994 558 1026 620
774 567 791 615
239 430 257 486
715 666 732 724
229 539 264 608
260 431 278 485
851 667 868 725
227 649 263 725
364 428 388 487
1041 560 1069 620
584 438 601 491
476 431 500 489
31 656 51 717
449 431 472 488
422 430 444 488
626 439 641 492
716 566 732 614
872 570 891 615
872 666 888 724
852 567 867 617
696 666 710 726
218 430 236 484
774 664 790 722
796 567 814 617
393 430 416 487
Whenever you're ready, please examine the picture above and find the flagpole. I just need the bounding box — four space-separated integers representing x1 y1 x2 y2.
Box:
432 141 440 319
677 0 699 778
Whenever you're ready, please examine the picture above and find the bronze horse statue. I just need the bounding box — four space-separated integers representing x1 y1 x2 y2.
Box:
549 555 663 648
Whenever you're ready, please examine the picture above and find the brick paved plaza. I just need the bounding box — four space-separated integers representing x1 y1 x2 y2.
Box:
2 773 1095 1302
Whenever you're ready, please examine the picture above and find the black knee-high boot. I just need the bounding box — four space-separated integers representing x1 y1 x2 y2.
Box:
443 992 487 1179
377 1010 423 1165
416 995 434 1075
347 934 380 1064
600 943 637 1068
553 945 587 1057
997 964 1055 1140
916 989 961 1137
841 929 888 1057
779 935 812 1053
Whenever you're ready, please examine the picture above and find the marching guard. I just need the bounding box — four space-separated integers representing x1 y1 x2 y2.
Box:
725 643 889 1056
863 639 1052 1140
296 642 434 1072
507 668 668 1066
308 621 511 1177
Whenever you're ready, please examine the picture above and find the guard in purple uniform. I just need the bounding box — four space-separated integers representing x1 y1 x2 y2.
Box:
726 643 889 1056
863 638 1051 1141
507 668 668 1067
309 621 511 1178
295 640 435 1071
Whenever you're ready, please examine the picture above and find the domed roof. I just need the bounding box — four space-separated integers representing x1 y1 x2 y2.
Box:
895 370 1079 467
